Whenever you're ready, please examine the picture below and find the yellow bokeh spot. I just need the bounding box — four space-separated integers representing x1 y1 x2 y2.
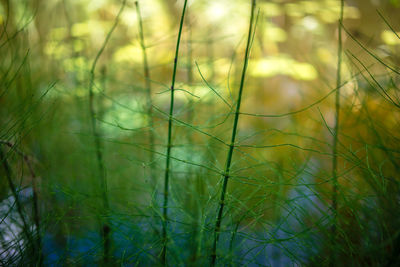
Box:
63 57 89 72
317 48 333 64
214 58 231 76
381 30 400 45
49 27 67 40
302 16 319 31
72 22 90 37
265 26 287 42
73 40 84 52
207 2 227 21
113 44 143 63
251 56 318 80
301 1 319 14
261 3 283 17
44 41 68 59
121 9 138 27
285 3 304 17
317 1 360 22
318 9 338 23
291 62 318 80
251 58 281 77
345 6 361 19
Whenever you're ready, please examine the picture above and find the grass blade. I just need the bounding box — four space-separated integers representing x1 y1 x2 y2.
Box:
211 0 257 265
161 0 188 265
87 0 126 264
330 0 344 266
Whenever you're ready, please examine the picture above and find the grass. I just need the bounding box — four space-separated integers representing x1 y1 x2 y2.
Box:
211 0 257 265
135 1 156 187
330 0 344 266
87 0 126 264
161 0 188 264
0 147 34 257
1 0 400 266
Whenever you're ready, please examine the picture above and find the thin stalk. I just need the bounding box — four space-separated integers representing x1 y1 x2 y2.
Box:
186 10 193 88
330 0 344 266
210 0 256 265
186 8 194 130
161 0 188 265
185 11 200 263
207 28 215 81
24 153 42 265
1 141 43 265
0 146 34 256
135 1 156 186
87 0 126 264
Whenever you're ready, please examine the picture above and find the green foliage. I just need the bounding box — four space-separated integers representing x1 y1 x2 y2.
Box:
1 0 400 266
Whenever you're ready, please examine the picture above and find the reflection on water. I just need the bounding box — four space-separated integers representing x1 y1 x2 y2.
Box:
0 187 33 263
40 173 327 266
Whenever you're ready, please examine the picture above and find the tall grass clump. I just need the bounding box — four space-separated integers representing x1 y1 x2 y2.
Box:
0 3 47 264
0 147 34 260
338 13 400 264
2 0 400 266
0 141 44 265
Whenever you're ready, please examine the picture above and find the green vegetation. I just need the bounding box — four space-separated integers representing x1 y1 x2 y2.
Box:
1 0 400 266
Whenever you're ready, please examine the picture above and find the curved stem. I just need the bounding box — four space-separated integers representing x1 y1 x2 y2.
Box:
330 0 344 266
87 0 126 264
161 0 188 265
0 140 43 264
0 147 33 253
135 1 156 186
211 0 256 265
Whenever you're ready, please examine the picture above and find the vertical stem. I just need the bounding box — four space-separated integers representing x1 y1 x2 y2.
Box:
330 0 344 266
87 0 126 264
24 154 43 266
186 8 194 130
210 0 256 265
185 10 200 263
207 28 215 81
161 0 188 265
135 1 156 186
0 141 43 264
90 70 110 265
186 11 193 88
0 147 34 255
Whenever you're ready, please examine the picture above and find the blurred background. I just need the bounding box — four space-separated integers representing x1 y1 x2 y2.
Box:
1 0 400 265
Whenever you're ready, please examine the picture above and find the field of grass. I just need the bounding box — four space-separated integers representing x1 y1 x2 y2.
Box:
1 0 400 266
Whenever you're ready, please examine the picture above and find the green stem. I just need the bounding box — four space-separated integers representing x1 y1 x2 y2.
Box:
211 0 256 265
87 0 126 264
330 0 344 266
24 152 43 266
135 1 156 186
161 0 188 265
0 146 34 255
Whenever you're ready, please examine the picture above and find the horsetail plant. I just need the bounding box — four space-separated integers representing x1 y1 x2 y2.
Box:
211 0 256 265
135 1 156 187
184 9 202 263
330 0 344 266
87 0 126 264
0 141 43 265
161 0 188 264
0 146 34 260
